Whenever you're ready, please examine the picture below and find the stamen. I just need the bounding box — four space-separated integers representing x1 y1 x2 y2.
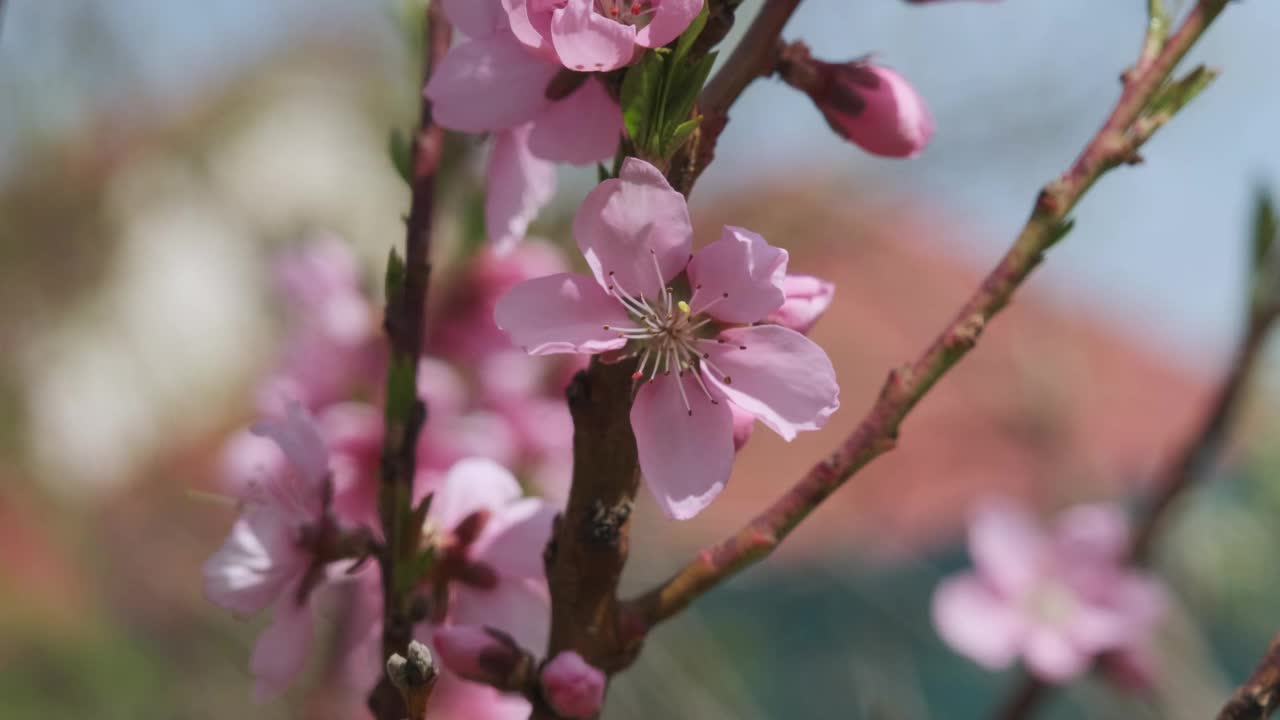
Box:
673 369 693 416
689 366 720 404
632 348 652 380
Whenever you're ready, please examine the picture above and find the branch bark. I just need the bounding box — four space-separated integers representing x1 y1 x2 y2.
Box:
621 0 1232 638
1218 632 1280 720
369 5 453 720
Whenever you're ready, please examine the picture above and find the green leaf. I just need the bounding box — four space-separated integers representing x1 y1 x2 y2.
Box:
388 128 413 184
621 52 666 150
665 117 702 156
1144 65 1219 120
384 247 406 303
672 1 711 66
663 52 716 137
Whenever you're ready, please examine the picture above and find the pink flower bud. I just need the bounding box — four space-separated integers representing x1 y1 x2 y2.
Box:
779 44 934 158
766 275 836 335
433 626 525 687
540 651 605 719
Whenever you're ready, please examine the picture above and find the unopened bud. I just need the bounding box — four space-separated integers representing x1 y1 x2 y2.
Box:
433 625 532 691
766 275 835 335
779 43 934 158
540 651 606 719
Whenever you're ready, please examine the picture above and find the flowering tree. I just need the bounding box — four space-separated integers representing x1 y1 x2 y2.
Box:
199 1 1280 718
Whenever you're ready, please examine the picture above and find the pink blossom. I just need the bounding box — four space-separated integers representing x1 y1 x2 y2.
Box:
422 458 557 652
931 499 1168 683
203 402 335 700
434 625 527 686
810 62 934 158
426 0 623 247
256 237 382 414
540 651 606 719
495 158 840 519
507 0 705 72
766 274 835 335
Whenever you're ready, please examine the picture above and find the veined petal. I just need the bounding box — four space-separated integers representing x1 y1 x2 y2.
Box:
430 457 524 531
574 158 692 300
687 226 788 323
528 78 623 165
426 33 557 133
702 325 839 441
631 374 734 519
766 274 836 335
203 510 301 615
250 587 315 701
550 0 636 72
634 0 703 48
453 577 551 656
252 401 330 497
487 125 557 252
495 273 631 355
504 0 557 58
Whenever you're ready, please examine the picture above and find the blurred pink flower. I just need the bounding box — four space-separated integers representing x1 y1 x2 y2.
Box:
810 62 934 158
434 625 528 685
257 236 382 413
931 499 1168 683
422 458 556 650
506 0 704 72
540 651 606 719
426 0 622 247
203 402 335 700
496 158 840 519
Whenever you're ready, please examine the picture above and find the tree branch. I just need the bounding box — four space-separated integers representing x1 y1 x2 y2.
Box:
368 5 453 720
621 0 1232 637
1218 632 1280 720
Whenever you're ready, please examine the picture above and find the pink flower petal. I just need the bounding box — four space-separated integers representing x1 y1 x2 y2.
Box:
1023 625 1091 683
550 0 636 72
821 63 934 158
487 125 558 252
528 78 623 165
443 0 508 38
634 0 703 48
250 588 315 701
702 325 839 441
766 274 836 335
574 158 692 300
967 498 1045 600
251 401 331 497
730 403 755 452
430 458 524 530
1052 503 1131 566
541 651 606 719
931 574 1025 670
503 0 557 59
426 32 558 132
686 226 788 323
495 272 631 355
631 374 734 519
203 510 302 615
475 497 558 579
453 577 551 655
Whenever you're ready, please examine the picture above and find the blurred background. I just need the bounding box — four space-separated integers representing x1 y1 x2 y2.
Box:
2 1 1280 718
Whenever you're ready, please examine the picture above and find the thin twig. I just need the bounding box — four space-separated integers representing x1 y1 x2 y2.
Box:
368 5 452 720
621 0 1232 638
1218 632 1280 720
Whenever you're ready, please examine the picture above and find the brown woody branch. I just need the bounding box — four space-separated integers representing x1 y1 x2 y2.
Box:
369 5 453 720
1218 632 1280 720
621 0 1232 639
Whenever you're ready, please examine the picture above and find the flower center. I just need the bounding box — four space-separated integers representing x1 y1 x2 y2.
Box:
593 0 655 26
1024 579 1078 627
601 251 743 416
